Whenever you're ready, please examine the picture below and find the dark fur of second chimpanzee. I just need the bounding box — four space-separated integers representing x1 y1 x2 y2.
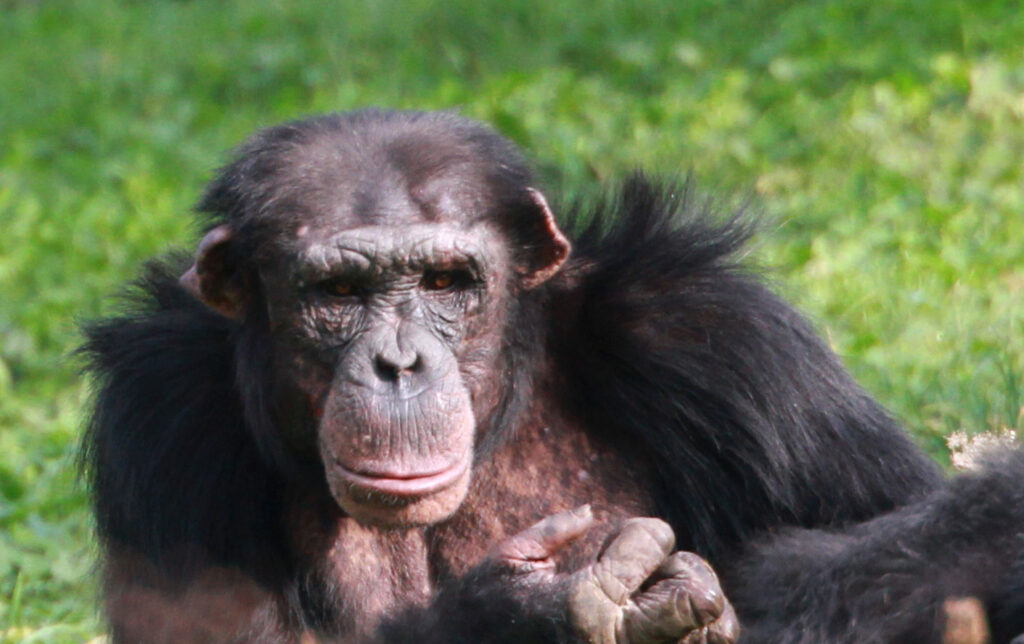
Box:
81 110 1024 643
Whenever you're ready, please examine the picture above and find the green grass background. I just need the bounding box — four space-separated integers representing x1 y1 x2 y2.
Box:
1 1 1022 640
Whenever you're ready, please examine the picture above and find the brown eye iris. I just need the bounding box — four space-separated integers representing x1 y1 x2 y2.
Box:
422 270 458 291
323 280 355 296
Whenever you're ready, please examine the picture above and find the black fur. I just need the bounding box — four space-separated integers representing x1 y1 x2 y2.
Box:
727 450 1024 643
80 259 286 583
561 176 944 559
375 564 574 644
81 111 1024 642
557 176 1024 642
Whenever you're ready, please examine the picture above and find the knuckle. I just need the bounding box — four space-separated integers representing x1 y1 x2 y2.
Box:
594 566 635 604
569 577 622 644
682 584 725 625
674 551 718 579
666 551 723 590
623 517 675 552
673 550 711 570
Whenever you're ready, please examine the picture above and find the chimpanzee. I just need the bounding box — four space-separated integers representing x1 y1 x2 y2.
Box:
81 109 1024 643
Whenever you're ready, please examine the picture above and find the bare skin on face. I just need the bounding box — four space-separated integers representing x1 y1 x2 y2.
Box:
90 112 743 644
281 405 657 640
267 222 513 528
85 111 1024 644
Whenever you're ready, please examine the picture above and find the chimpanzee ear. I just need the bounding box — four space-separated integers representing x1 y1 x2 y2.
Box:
179 225 248 319
517 188 571 289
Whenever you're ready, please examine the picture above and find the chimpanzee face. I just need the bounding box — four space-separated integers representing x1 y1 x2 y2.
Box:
181 113 569 526
261 218 515 527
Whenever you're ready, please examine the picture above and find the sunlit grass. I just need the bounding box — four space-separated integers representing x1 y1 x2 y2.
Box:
1 0 1021 638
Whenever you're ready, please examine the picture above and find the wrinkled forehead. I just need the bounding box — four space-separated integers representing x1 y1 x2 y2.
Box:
291 222 504 283
269 131 501 236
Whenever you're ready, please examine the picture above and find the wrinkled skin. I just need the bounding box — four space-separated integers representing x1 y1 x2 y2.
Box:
488 508 740 644
181 116 733 642
83 112 1024 644
257 221 513 526
187 133 549 528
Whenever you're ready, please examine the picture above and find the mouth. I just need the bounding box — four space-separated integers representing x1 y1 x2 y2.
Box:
333 457 470 498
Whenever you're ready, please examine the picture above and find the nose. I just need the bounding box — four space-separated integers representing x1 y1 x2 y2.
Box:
373 347 422 382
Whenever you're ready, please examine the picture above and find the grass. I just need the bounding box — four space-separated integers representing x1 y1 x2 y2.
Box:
1 0 1022 640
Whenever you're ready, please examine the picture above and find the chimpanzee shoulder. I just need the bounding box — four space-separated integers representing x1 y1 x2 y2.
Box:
80 258 286 582
549 173 942 560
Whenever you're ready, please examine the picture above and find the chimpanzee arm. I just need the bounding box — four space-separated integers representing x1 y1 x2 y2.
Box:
558 177 1021 642
559 176 945 564
376 509 738 644
379 458 1024 644
725 451 1024 644
101 548 291 644
374 567 573 644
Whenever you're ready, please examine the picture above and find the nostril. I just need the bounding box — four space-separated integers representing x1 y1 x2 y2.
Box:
373 352 421 382
374 355 400 382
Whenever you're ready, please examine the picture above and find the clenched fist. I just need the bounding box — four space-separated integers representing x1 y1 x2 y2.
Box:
488 507 740 644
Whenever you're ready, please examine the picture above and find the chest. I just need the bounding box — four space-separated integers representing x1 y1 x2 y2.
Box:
295 416 654 636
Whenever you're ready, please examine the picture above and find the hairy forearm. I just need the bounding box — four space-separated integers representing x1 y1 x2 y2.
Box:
727 452 1024 643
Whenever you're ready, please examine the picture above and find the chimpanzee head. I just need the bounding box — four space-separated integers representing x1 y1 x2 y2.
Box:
179 110 570 527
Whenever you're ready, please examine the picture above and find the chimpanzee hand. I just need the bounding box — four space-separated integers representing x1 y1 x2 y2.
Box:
489 506 740 644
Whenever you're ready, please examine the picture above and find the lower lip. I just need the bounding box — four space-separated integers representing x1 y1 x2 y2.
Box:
335 458 469 497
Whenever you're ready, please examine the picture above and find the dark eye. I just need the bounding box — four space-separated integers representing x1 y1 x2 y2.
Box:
421 269 472 292
319 278 359 297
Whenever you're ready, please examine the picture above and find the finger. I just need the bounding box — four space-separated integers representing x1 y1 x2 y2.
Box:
678 603 741 644
657 551 725 624
591 518 675 604
622 577 719 640
655 551 716 580
619 552 726 643
491 505 595 563
656 551 725 619
705 602 741 644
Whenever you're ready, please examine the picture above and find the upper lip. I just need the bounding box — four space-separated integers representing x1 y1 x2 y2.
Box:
333 458 469 497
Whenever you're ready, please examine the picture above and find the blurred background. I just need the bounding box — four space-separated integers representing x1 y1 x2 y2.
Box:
1 0 1022 640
